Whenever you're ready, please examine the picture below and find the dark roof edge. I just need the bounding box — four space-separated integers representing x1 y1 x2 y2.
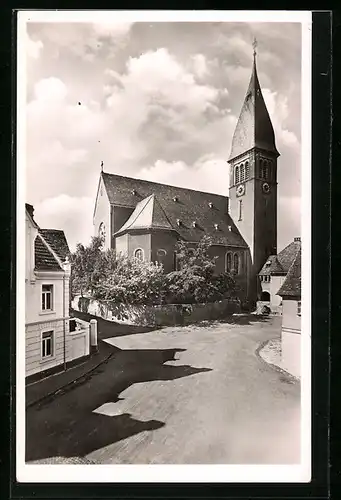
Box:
102 171 229 200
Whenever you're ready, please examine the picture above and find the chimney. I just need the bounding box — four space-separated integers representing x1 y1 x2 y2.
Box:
294 237 301 242
26 203 34 219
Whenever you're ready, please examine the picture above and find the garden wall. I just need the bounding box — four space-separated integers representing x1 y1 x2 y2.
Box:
71 295 240 327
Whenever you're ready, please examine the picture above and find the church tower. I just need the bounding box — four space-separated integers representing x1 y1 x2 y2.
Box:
228 40 279 298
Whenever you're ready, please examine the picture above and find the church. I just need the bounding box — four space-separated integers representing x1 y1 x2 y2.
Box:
93 49 281 304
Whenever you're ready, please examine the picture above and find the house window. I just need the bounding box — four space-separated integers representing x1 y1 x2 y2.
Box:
134 248 144 261
238 200 243 221
42 284 53 311
235 165 240 185
297 301 301 316
225 252 233 272
41 330 53 358
233 253 240 274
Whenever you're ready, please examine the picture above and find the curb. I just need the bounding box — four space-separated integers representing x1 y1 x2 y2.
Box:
26 351 115 409
255 339 300 384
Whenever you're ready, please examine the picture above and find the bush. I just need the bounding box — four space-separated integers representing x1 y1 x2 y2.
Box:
164 236 236 304
92 254 166 305
70 235 237 306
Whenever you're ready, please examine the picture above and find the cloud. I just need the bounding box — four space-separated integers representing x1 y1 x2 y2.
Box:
137 155 230 196
27 35 43 59
262 88 300 150
191 53 209 79
34 195 94 252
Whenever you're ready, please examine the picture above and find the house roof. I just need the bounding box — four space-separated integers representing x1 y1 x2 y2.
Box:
258 238 301 276
39 229 70 261
102 172 248 248
277 247 301 297
34 235 63 271
115 194 174 236
258 255 284 276
229 58 279 161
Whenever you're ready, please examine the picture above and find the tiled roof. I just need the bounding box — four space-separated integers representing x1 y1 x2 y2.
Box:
102 172 248 248
259 238 301 276
39 229 70 261
277 247 301 297
258 255 284 276
229 59 279 161
115 194 174 236
34 235 63 271
277 239 301 273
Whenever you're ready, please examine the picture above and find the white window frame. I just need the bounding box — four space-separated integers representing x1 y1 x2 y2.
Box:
41 284 53 312
41 329 54 360
134 248 144 262
297 300 301 317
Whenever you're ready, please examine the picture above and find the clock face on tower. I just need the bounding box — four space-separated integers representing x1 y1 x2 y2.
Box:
262 182 270 194
236 184 245 197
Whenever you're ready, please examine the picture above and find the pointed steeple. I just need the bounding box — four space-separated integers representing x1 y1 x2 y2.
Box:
229 42 279 161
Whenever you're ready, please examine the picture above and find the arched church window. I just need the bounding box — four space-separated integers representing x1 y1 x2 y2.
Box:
134 248 144 262
240 163 245 182
235 165 240 185
245 161 250 180
233 253 240 274
225 252 232 272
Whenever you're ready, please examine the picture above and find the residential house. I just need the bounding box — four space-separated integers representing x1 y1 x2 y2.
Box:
277 246 301 378
258 237 301 313
25 204 90 381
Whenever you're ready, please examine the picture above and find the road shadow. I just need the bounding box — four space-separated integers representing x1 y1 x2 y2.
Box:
26 345 212 462
72 309 159 339
26 412 165 462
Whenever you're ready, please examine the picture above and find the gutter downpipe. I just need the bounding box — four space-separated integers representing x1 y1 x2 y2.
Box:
63 270 66 371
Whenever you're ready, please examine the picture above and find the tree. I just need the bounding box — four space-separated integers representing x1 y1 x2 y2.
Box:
165 236 236 304
70 236 117 297
92 254 165 305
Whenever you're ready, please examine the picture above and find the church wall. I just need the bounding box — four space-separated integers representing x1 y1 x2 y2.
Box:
151 231 178 273
115 234 128 256
112 206 135 248
93 176 111 250
128 233 152 261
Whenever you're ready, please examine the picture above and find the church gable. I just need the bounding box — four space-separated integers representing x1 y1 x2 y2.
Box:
114 194 174 236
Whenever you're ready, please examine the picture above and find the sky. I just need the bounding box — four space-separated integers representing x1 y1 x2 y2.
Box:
24 19 302 252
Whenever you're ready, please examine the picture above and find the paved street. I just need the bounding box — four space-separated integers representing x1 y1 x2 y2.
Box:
26 315 300 465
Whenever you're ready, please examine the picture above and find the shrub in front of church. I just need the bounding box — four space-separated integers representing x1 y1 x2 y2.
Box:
92 255 166 305
70 235 117 298
164 236 237 304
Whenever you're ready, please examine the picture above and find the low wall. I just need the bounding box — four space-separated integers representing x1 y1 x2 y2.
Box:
69 318 90 362
71 295 240 327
